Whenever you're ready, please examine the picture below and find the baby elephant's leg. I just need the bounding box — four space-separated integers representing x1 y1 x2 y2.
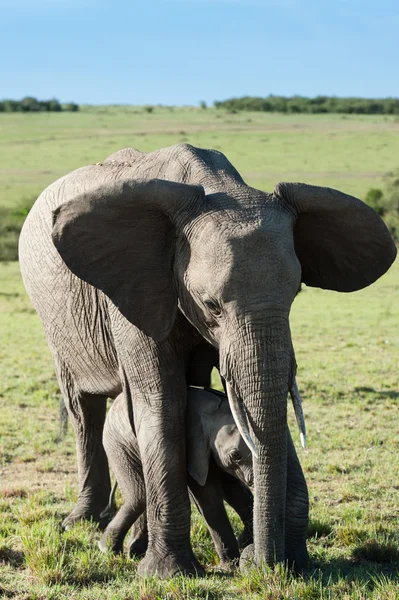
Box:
219 471 253 549
99 503 144 554
100 394 146 554
188 460 240 565
98 454 146 554
127 511 148 558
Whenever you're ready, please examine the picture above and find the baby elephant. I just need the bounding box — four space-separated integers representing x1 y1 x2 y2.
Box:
99 387 254 564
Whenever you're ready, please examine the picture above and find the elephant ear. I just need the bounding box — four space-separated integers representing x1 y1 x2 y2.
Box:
52 177 204 341
275 182 397 292
186 388 213 486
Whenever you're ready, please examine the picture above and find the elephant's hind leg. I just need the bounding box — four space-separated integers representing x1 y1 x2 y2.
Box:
61 389 111 530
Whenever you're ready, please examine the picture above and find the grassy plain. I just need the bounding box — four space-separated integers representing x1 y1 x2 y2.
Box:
0 108 398 598
2 106 399 210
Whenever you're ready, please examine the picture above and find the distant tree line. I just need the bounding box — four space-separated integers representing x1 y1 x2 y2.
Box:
214 95 399 115
0 97 79 112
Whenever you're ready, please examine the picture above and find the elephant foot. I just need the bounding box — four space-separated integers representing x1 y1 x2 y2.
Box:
98 528 124 555
239 543 311 575
218 557 239 571
138 548 205 579
217 545 240 566
285 539 311 574
239 544 256 573
62 501 112 531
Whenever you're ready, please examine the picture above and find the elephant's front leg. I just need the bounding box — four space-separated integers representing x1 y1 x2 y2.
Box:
133 383 203 577
240 427 310 573
285 429 310 572
110 309 203 578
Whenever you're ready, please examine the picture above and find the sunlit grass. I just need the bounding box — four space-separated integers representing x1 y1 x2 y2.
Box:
1 259 398 597
1 107 399 212
0 108 398 597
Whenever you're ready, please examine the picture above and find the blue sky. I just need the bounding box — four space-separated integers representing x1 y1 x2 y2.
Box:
1 0 398 105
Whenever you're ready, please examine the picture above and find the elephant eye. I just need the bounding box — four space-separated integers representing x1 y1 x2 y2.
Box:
203 298 222 318
229 449 242 463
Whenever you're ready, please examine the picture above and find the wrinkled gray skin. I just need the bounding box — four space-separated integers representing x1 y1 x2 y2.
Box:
99 387 254 565
100 386 309 569
19 144 396 577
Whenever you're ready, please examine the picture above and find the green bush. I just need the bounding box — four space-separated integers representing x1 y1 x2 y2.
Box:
0 98 79 112
0 197 36 261
46 99 62 112
364 171 399 242
62 102 79 112
364 188 385 215
2 99 20 112
20 96 42 112
214 95 399 115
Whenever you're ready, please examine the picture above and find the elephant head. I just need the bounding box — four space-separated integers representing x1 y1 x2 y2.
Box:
186 386 253 488
52 146 396 567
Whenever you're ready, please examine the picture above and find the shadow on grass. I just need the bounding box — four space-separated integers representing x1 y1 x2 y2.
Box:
0 586 17 599
0 547 25 568
354 386 399 400
311 554 399 587
351 539 399 563
307 519 333 539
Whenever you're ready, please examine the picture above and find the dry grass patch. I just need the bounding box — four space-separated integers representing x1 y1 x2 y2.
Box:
0 488 28 499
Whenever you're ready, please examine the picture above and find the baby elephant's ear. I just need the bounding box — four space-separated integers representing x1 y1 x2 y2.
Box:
186 389 211 486
186 429 210 487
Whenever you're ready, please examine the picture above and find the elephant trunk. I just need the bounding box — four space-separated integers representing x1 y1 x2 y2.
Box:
221 315 294 565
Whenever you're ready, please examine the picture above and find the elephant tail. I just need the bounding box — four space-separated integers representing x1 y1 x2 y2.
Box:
56 396 69 442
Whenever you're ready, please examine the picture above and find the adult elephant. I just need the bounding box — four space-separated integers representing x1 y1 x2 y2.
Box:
19 144 396 577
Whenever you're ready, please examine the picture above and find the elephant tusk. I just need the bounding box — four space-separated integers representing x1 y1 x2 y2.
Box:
290 378 307 448
225 381 258 459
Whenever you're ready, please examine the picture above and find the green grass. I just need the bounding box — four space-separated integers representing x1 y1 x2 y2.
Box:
1 261 398 598
1 106 399 212
0 108 398 598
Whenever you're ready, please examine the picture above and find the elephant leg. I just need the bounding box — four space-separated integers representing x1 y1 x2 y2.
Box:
285 428 310 573
128 512 148 558
133 388 203 578
101 406 147 555
219 471 254 550
188 462 240 565
108 312 203 578
99 504 144 554
240 429 310 573
61 390 111 530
